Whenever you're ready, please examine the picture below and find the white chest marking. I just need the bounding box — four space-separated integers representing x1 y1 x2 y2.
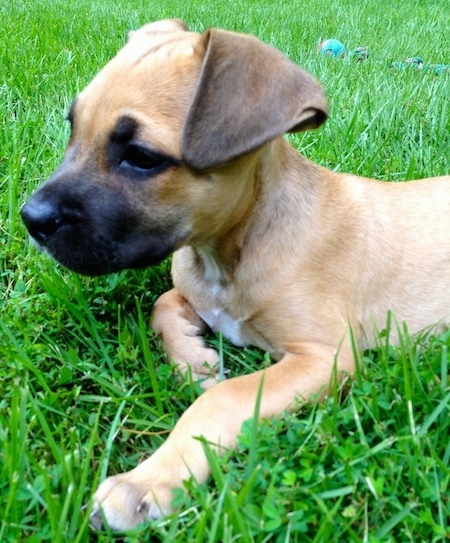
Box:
195 247 247 346
198 308 247 347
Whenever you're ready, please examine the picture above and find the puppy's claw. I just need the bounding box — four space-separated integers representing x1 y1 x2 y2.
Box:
89 499 158 532
89 506 104 531
136 497 165 521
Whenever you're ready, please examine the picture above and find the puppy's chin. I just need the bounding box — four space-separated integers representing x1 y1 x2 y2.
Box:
32 232 178 276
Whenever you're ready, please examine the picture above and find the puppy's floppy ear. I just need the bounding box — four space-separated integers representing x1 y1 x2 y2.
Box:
182 29 328 171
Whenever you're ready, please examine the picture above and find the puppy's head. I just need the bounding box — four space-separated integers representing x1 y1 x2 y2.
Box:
21 19 328 275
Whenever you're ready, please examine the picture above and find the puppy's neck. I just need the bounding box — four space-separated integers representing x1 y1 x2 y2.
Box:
195 246 224 284
190 138 320 286
193 235 244 286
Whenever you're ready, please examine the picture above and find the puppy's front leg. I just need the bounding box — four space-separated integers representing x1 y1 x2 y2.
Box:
152 288 220 387
91 343 352 531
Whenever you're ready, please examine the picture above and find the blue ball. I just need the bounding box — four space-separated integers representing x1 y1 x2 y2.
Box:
318 39 346 58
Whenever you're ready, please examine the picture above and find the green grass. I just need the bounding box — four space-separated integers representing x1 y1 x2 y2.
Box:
1 0 449 541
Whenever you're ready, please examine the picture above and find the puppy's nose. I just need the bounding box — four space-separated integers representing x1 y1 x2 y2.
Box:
21 199 62 244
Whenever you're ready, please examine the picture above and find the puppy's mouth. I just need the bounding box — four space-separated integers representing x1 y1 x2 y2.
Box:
21 184 183 276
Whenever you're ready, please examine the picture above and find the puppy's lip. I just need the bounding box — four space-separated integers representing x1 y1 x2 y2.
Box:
28 235 49 254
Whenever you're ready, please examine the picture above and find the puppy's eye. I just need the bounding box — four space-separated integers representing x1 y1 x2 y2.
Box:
120 145 167 173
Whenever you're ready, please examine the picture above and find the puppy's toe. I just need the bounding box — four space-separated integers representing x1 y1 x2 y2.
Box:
90 474 151 532
195 368 229 389
137 491 171 521
176 346 228 388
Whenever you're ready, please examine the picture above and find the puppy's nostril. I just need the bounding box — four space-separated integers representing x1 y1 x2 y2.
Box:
21 200 63 244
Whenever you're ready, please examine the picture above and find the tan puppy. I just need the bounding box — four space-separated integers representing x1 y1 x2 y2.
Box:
21 19 450 530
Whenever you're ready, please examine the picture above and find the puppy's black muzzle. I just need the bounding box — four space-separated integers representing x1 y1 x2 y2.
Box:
21 168 182 276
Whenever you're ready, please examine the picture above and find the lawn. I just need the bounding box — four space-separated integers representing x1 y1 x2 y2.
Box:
1 0 449 541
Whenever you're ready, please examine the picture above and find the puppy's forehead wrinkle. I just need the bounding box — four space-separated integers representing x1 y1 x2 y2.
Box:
110 116 137 143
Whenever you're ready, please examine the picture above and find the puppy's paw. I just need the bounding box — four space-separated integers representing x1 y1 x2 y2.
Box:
90 471 174 531
152 288 228 387
176 345 228 389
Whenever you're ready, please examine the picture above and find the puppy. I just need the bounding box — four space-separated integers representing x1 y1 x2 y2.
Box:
21 19 450 530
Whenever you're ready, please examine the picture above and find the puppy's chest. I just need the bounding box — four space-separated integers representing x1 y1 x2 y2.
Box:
193 281 247 346
194 290 276 354
192 278 276 351
174 247 272 350
197 304 247 346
